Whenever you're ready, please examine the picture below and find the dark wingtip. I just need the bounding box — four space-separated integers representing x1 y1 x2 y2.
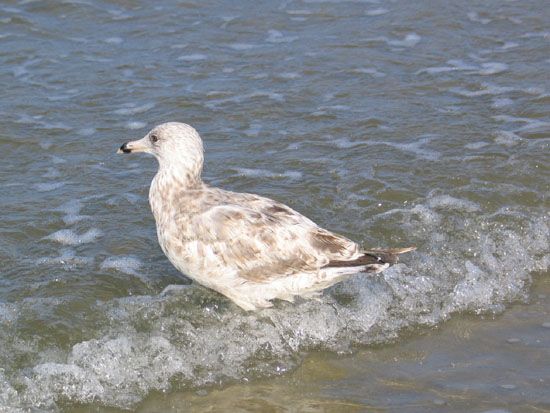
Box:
327 247 416 268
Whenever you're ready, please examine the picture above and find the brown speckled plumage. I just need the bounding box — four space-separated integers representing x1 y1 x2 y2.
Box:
118 122 414 310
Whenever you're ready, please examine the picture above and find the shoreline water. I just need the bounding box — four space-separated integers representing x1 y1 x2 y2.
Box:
129 272 549 413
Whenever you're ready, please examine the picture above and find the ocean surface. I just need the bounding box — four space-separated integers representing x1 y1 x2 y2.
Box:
0 0 548 411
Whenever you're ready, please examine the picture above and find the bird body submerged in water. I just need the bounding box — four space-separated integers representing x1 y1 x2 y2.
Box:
118 122 414 311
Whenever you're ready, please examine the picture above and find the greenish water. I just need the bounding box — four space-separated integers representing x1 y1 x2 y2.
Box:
0 0 548 411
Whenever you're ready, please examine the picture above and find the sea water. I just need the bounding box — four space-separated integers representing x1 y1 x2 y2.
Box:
0 0 548 411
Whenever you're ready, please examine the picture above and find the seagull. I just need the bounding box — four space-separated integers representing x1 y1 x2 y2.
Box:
117 122 414 310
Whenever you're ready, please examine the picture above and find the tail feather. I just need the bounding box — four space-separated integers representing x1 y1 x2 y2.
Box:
363 246 416 264
323 246 415 272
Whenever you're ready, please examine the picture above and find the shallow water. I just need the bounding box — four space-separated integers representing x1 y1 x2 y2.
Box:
0 0 548 411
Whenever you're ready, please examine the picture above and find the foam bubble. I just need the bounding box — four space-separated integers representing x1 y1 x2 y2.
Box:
38 140 53 150
228 43 257 51
235 168 302 180
494 131 522 146
124 121 147 130
493 115 550 133
277 72 301 79
367 135 441 160
100 256 142 276
113 103 155 116
465 141 490 150
350 67 386 77
478 62 508 75
0 302 17 323
388 33 421 48
417 61 507 76
55 199 89 225
330 137 365 149
0 371 22 412
104 37 123 44
177 54 207 61
365 8 388 16
42 168 61 179
467 11 491 24
492 98 513 108
450 83 513 97
77 127 96 137
500 42 518 50
266 30 298 43
33 182 65 192
243 122 262 137
36 248 94 267
45 228 103 246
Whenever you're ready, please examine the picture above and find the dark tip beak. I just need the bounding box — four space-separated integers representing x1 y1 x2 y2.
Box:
117 142 132 154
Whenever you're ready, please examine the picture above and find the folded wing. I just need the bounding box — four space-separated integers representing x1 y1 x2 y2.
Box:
179 194 362 282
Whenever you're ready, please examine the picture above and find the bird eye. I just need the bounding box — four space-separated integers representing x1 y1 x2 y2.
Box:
150 133 159 143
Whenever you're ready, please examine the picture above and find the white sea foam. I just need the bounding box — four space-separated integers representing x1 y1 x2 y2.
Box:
266 30 298 43
100 256 142 276
113 103 155 116
77 127 96 136
42 168 60 179
104 37 123 44
350 67 386 77
286 9 313 15
0 302 17 323
365 34 421 48
38 140 53 149
45 228 102 246
124 121 147 130
417 60 507 76
107 9 131 20
368 135 441 160
243 121 262 137
465 141 490 150
388 33 421 47
36 248 94 267
0 371 21 413
51 156 66 165
228 43 257 51
427 195 481 213
467 11 491 24
492 98 513 108
277 72 301 79
177 53 207 61
365 8 388 16
235 168 302 180
500 41 518 50
520 31 550 39
33 182 65 192
493 131 522 146
493 115 550 133
330 137 365 149
55 199 89 225
450 83 513 97
477 62 508 75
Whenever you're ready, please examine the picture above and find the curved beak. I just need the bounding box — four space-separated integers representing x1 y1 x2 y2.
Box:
116 137 149 154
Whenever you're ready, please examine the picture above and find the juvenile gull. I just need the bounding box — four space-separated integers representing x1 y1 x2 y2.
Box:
118 122 414 310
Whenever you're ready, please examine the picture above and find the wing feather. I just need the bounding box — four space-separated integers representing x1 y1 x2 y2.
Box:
175 191 360 282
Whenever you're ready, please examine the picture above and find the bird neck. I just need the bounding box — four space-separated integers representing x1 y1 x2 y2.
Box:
155 162 203 190
149 163 203 225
